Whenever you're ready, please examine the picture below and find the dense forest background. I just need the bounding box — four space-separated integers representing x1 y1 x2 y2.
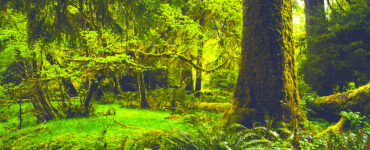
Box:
0 0 369 149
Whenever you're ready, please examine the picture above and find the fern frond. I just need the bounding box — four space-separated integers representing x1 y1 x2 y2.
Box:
242 139 271 148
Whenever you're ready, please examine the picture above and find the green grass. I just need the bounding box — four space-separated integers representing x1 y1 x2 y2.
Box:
0 103 192 149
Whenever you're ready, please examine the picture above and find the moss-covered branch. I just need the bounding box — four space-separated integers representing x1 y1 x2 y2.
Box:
308 84 370 120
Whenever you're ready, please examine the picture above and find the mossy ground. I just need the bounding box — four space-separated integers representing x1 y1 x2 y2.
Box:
0 103 192 149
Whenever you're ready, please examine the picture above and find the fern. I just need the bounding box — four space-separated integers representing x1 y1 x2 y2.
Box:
162 123 281 149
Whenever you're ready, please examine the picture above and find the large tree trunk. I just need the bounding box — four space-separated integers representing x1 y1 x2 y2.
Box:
226 0 304 128
308 84 370 121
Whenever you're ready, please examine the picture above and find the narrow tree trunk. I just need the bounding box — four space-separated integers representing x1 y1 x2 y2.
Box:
195 3 204 98
226 0 304 128
19 89 22 130
113 68 121 95
195 48 202 97
137 71 149 108
135 53 149 109
61 78 78 97
181 64 194 93
84 78 98 114
58 81 69 109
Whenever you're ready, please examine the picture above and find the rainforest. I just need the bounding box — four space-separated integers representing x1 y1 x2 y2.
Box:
0 0 369 149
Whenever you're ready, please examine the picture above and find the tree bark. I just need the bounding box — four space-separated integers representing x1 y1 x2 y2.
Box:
308 84 370 121
195 2 204 98
35 83 58 121
113 69 121 95
137 70 149 108
304 0 327 38
135 53 149 109
46 53 78 97
84 78 98 114
226 0 304 128
195 48 203 97
302 0 331 96
181 64 194 93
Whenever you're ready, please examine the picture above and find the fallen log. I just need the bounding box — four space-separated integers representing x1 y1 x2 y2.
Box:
308 84 370 121
0 97 79 104
188 102 231 112
316 117 347 137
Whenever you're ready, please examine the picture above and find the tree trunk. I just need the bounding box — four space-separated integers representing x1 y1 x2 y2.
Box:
302 0 330 96
84 78 98 114
113 69 121 95
31 49 58 121
34 83 58 121
61 78 78 97
135 53 149 109
195 48 202 97
226 0 304 128
304 0 327 38
181 64 194 93
195 3 204 98
308 84 370 121
46 53 78 97
137 70 149 108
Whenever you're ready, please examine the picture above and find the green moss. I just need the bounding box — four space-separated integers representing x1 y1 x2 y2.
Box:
0 103 192 149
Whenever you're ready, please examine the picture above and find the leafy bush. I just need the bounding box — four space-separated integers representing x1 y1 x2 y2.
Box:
297 112 370 150
0 85 7 99
326 131 368 150
298 77 320 114
340 111 369 130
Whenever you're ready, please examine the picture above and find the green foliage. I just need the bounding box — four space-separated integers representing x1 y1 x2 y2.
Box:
153 123 296 149
298 77 320 113
326 130 368 150
0 103 191 149
207 69 237 92
297 113 369 150
340 110 369 131
0 85 7 99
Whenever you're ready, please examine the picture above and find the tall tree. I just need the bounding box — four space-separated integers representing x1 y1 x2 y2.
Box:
226 0 304 128
304 0 327 37
194 0 205 97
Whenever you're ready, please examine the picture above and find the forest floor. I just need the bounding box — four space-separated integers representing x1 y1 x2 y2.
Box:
0 103 193 149
0 98 367 149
